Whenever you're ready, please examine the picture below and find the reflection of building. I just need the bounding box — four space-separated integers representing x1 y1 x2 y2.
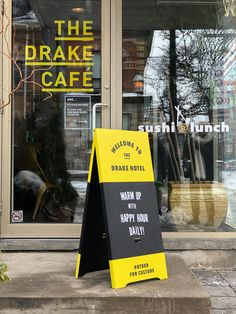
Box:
123 37 148 93
122 95 152 129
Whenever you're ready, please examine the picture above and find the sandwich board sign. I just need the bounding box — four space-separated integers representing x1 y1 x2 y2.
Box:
75 129 168 288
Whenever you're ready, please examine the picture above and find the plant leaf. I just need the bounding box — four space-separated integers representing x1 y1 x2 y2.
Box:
0 263 9 281
0 263 8 272
3 274 9 281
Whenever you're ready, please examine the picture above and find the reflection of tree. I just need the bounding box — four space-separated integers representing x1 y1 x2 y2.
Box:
144 28 236 181
0 0 52 110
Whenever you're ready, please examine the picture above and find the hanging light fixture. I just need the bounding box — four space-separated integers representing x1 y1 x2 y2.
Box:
72 0 86 13
72 7 85 13
133 74 144 93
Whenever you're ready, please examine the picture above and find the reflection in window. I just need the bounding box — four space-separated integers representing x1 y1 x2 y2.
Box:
122 0 236 232
12 0 101 223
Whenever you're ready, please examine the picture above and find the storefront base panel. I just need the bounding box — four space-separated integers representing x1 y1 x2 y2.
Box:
0 237 236 269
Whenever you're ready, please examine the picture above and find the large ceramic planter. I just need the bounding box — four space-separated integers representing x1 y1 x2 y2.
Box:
169 182 228 228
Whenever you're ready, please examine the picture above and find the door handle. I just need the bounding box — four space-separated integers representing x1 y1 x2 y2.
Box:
92 103 109 131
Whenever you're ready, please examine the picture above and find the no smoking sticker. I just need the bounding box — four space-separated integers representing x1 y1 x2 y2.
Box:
11 211 23 223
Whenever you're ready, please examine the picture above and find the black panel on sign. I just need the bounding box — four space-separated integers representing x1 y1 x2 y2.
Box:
78 153 109 276
101 182 163 260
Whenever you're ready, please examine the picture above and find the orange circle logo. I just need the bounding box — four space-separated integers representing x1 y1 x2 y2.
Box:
178 123 189 133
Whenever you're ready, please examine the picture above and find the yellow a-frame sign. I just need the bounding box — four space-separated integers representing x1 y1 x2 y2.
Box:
75 129 168 288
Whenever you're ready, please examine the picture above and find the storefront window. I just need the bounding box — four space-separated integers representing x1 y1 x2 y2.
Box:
122 0 236 231
12 0 101 223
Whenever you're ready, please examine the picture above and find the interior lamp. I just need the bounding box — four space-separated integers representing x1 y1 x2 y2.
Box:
72 7 85 13
133 74 144 92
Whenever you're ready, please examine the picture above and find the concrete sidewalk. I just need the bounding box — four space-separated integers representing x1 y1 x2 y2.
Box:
0 252 210 314
193 269 236 314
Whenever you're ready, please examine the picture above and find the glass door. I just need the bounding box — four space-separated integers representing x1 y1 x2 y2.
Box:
2 0 110 236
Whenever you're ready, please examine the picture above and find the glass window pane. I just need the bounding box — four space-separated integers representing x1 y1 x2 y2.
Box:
12 0 101 223
122 0 236 232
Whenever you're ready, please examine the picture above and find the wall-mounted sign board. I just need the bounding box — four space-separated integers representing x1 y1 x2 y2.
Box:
75 129 168 289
